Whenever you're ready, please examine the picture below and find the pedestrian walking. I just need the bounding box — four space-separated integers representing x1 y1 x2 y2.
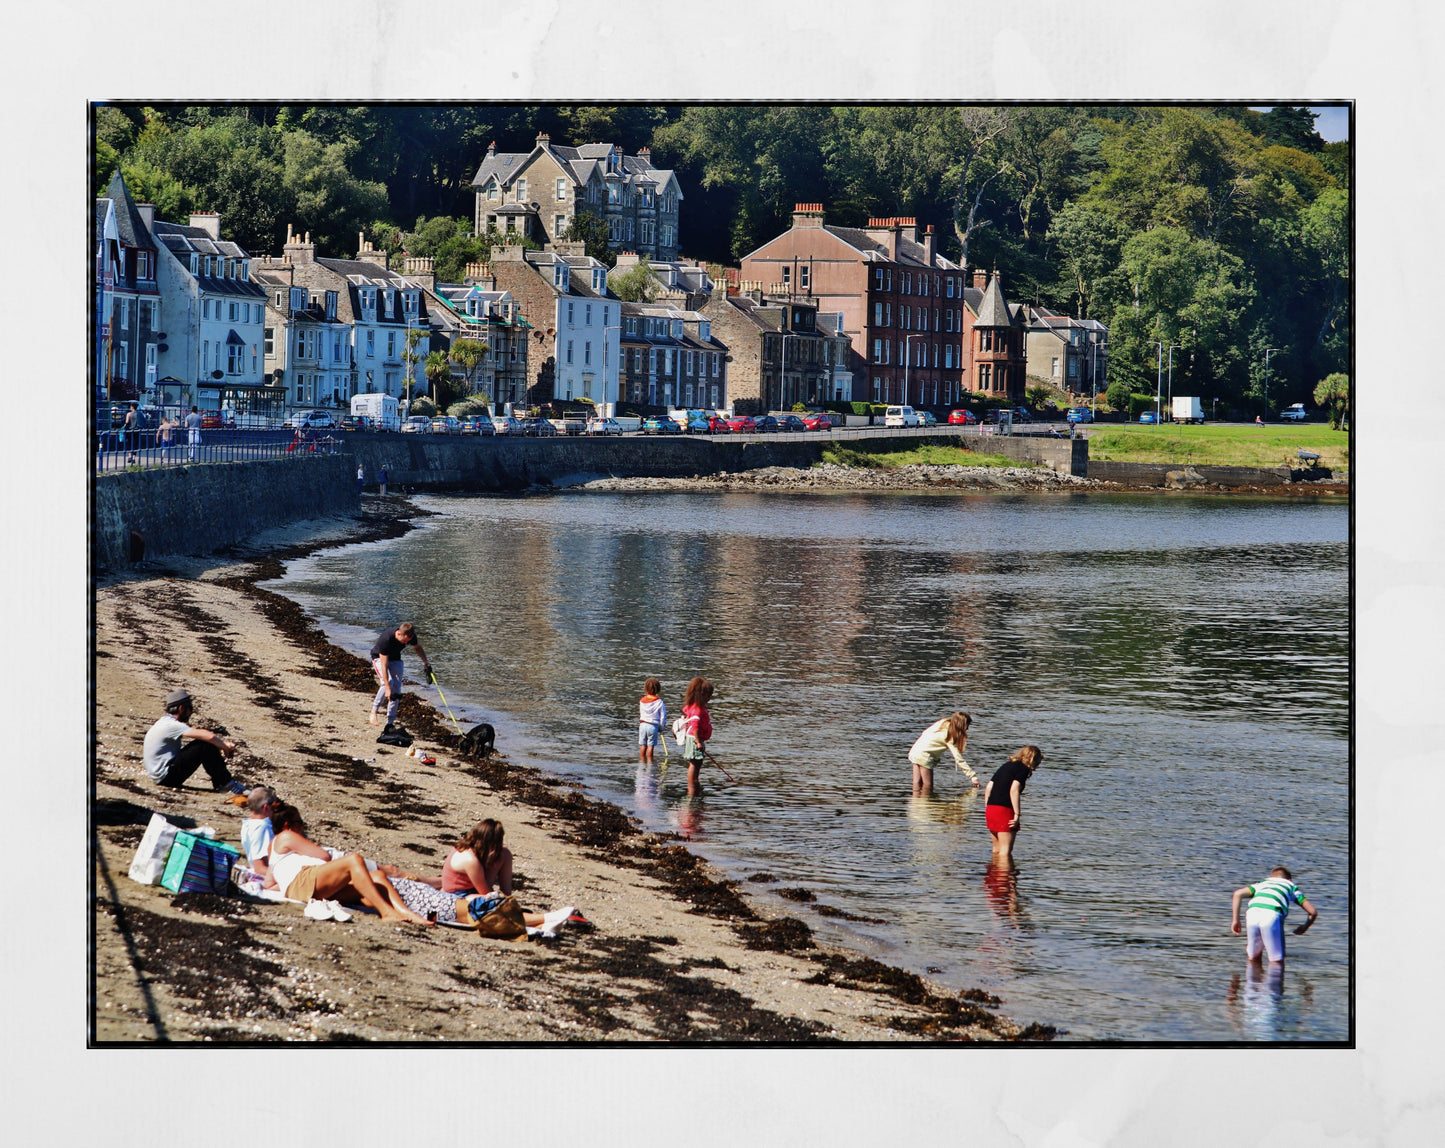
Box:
357 461 365 494
368 622 431 727
124 402 139 465
984 745 1043 859
185 405 202 461
908 712 978 795
378 463 388 496
1230 865 1318 964
157 412 176 458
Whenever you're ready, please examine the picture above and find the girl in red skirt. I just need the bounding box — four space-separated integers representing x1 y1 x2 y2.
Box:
984 745 1043 858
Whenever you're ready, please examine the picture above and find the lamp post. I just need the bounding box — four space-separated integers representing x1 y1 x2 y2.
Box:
1263 347 1281 418
904 333 926 408
601 323 622 415
1166 335 1188 421
1150 340 1164 424
1090 336 1108 416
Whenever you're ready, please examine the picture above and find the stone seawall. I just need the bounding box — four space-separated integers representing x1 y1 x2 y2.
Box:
94 455 357 570
344 430 1089 490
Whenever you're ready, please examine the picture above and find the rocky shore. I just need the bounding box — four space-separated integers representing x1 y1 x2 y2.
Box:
569 461 1349 496
92 498 1052 1043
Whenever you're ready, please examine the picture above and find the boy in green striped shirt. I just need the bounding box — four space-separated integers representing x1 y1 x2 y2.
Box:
1229 865 1319 963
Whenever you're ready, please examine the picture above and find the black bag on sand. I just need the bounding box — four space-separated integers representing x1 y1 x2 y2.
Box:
459 722 495 758
377 722 414 748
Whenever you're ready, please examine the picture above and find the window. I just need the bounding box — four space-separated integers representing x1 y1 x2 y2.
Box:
584 341 592 365
686 350 695 374
608 217 622 241
326 291 337 320
945 345 953 368
137 251 153 280
567 301 575 324
699 321 709 341
781 266 791 288
886 270 893 292
387 331 396 357
799 264 810 291
585 303 593 325
203 257 212 277
874 302 883 325
555 214 567 235
641 220 654 244
556 177 567 201
886 303 892 326
626 317 637 334
366 330 375 356
873 339 883 363
649 349 658 373
554 263 568 288
672 320 683 339
191 254 200 275
515 179 527 202
874 268 884 290
488 182 499 201
979 363 992 389
227 343 241 373
567 340 574 365
139 300 153 328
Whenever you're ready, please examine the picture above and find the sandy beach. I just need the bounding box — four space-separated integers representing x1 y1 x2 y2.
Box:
92 498 1051 1043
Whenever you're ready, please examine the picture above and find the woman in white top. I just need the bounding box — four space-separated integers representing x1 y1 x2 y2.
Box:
265 801 431 924
908 712 978 796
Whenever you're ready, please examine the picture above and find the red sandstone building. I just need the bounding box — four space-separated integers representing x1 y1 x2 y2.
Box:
739 205 1027 408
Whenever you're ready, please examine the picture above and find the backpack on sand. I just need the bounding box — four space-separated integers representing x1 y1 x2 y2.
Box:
377 722 414 748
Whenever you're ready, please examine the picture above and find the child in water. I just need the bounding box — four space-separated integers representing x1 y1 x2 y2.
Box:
638 677 666 764
908 712 978 795
678 676 714 794
984 745 1043 858
1230 865 1318 964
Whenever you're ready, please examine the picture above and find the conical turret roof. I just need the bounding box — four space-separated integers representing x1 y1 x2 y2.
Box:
975 272 1012 326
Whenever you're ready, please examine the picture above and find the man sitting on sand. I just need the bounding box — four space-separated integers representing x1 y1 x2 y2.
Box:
143 688 246 795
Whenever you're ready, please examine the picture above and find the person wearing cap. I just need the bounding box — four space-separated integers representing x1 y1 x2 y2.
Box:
369 622 430 726
142 688 244 793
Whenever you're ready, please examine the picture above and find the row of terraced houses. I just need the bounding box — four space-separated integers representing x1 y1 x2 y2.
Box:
96 133 1106 420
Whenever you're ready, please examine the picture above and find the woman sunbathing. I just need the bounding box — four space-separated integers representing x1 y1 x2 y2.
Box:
265 801 432 925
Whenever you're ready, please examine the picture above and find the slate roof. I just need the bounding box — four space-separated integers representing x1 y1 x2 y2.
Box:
472 141 680 199
103 171 157 252
153 220 264 297
816 224 959 270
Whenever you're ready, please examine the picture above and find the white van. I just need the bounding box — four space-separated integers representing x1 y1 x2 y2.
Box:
884 405 920 428
351 392 401 431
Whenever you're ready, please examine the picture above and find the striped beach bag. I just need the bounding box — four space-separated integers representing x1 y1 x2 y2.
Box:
160 832 243 895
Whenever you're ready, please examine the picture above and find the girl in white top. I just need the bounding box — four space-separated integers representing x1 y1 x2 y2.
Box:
908 712 978 795
265 801 431 924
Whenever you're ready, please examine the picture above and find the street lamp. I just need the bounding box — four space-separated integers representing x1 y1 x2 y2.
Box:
601 323 622 415
1150 340 1164 424
1263 347 1282 418
904 333 927 408
1090 336 1108 416
1166 334 1189 421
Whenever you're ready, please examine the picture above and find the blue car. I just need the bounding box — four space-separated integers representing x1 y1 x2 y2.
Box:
1066 407 1093 424
1139 411 1159 424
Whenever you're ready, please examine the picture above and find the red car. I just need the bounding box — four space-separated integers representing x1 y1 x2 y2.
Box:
947 409 979 425
802 413 833 431
726 414 757 433
706 415 732 434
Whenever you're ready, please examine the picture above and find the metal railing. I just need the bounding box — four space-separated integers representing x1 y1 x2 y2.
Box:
94 427 342 474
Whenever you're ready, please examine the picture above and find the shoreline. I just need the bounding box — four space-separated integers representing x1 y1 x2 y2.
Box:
93 497 1054 1043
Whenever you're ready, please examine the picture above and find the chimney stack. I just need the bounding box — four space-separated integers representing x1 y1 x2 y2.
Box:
356 233 388 269
923 224 935 264
973 269 988 290
791 203 825 229
283 223 315 265
189 211 220 240
137 203 156 230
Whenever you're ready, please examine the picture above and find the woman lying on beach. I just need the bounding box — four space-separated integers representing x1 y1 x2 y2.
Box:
264 801 432 925
425 818 558 929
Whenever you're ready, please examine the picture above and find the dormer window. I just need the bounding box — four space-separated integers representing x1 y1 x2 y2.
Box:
488 181 499 201
553 263 568 288
325 291 337 320
698 321 710 341
191 254 200 275
672 320 683 339
384 288 396 315
290 287 307 313
403 291 418 317
592 268 605 292
203 256 212 277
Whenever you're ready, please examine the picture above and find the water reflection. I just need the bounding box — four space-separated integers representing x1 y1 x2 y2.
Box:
1225 961 1318 1040
274 490 1349 1040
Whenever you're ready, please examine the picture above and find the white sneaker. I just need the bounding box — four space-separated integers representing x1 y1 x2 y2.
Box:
539 906 575 936
326 900 352 923
304 900 331 920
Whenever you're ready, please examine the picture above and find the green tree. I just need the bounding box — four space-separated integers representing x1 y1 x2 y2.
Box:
401 326 427 409
560 209 615 266
425 349 455 405
1046 202 1127 319
282 130 391 255
448 337 489 395
1259 106 1322 152
610 256 660 302
1312 372 1349 429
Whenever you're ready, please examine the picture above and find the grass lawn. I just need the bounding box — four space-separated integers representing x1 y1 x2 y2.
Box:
819 443 1033 470
1084 423 1349 470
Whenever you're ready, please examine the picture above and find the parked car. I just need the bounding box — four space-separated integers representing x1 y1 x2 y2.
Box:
430 416 461 435
1066 407 1094 424
459 416 495 436
586 417 624 436
884 405 920 428
917 411 938 427
948 409 979 425
401 415 432 434
1281 403 1309 422
775 414 807 433
706 415 733 434
1011 407 1035 423
641 416 682 435
287 409 335 429
725 414 757 434
492 415 526 436
1139 410 1159 424
802 412 833 431
752 415 780 433
199 410 226 429
339 415 368 432
522 417 556 436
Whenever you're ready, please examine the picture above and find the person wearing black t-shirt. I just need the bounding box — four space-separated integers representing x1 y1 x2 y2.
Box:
984 745 1043 859
368 622 430 727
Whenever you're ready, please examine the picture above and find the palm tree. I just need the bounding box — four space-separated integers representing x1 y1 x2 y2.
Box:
425 350 453 405
401 326 427 411
449 337 489 396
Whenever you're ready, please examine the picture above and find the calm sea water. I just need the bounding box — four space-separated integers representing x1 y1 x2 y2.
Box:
272 489 1350 1041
